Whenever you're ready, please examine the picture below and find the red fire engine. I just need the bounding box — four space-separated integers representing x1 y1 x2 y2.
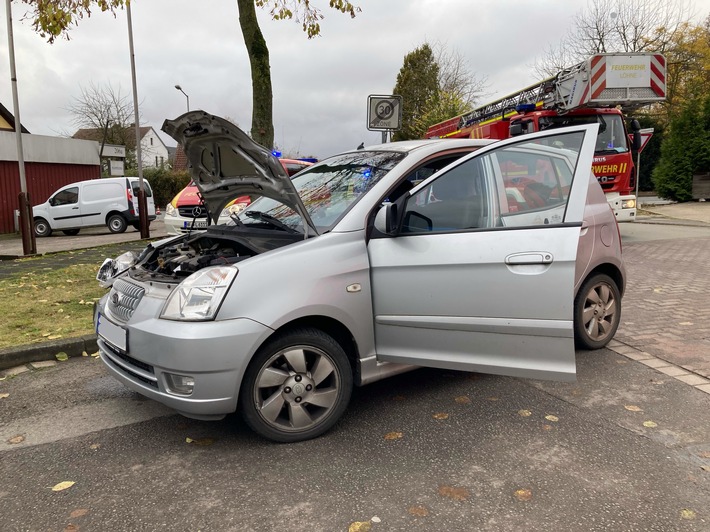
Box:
425 53 666 221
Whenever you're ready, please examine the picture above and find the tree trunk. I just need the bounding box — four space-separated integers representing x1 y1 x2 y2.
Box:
237 0 274 149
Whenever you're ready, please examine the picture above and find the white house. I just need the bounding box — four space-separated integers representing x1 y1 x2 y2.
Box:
73 125 170 169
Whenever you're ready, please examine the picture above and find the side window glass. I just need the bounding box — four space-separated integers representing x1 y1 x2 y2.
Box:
402 157 489 233
132 182 153 197
496 131 584 227
53 187 79 206
386 153 471 204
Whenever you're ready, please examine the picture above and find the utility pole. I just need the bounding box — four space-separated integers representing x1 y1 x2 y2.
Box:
126 3 149 239
5 0 36 255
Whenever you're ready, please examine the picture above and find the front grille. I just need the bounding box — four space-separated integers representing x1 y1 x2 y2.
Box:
100 339 158 389
177 206 208 218
105 354 158 388
107 278 145 322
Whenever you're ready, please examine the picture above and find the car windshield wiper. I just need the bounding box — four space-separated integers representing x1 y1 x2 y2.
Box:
244 211 300 234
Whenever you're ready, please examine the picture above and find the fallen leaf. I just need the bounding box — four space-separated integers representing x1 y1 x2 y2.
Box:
624 405 642 412
49 335 63 340
679 322 693 326
57 309 64 314
542 424 553 431
79 300 85 305
0 393 8 399
643 421 658 428
518 409 532 417
7 435 25 444
64 525 79 532
697 451 710 459
89 443 101 450
55 352 69 362
514 488 533 501
69 509 89 518
81 351 88 357
438 485 470 501
653 288 662 293
51 481 75 492
544 415 559 422
680 508 696 520
384 432 403 441
408 506 429 517
90 352 100 358
42 332 51 337
487 396 499 401
371 516 381 523
454 396 471 404
432 413 449 420
348 522 371 532
185 437 214 446
701 466 710 472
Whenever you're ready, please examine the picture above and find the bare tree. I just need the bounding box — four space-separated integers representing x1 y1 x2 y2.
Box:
533 0 695 78
431 41 488 106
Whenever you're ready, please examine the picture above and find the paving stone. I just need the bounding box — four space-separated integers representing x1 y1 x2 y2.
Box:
621 351 654 361
656 365 690 377
695 384 710 395
0 365 30 377
675 374 710 386
29 360 57 370
639 358 671 369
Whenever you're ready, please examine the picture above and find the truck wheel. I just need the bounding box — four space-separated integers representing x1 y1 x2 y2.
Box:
239 328 353 443
34 218 52 237
62 229 80 236
107 214 127 234
574 273 621 350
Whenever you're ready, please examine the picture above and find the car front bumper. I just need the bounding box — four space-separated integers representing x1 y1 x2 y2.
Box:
95 293 273 420
163 214 209 235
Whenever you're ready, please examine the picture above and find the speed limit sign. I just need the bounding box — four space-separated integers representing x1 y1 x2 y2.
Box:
367 95 402 131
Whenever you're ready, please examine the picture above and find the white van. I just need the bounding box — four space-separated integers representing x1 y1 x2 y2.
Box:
32 177 156 237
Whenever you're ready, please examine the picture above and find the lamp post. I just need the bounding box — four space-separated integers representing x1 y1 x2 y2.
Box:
175 85 189 112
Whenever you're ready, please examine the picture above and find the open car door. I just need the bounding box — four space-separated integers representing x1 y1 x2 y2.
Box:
367 125 598 381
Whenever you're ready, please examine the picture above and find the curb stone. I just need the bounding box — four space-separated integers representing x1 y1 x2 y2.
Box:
0 334 98 373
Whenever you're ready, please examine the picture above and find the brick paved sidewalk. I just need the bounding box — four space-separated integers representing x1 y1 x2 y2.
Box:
616 236 710 380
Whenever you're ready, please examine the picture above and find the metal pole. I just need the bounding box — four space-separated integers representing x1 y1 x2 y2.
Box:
126 3 149 239
5 0 36 254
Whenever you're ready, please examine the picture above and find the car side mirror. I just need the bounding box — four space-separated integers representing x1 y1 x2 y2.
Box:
632 130 642 152
374 202 399 235
48 198 56 207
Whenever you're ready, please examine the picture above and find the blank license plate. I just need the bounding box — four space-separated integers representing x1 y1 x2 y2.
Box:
97 312 127 352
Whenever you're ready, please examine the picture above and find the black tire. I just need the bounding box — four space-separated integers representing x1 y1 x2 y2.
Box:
574 273 621 350
34 218 52 237
107 214 127 234
62 229 80 236
239 328 353 443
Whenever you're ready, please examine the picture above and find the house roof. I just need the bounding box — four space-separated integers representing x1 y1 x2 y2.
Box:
0 102 30 133
72 126 153 141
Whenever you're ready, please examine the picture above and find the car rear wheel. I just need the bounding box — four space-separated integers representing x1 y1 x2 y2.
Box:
574 273 621 350
239 328 353 443
107 214 127 234
62 229 80 236
34 218 52 237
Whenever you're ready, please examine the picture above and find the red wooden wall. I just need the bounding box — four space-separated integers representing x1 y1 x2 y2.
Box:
0 161 100 233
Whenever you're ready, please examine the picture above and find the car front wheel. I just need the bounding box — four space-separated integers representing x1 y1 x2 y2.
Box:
107 214 127 234
574 273 621 350
34 218 52 237
239 328 353 443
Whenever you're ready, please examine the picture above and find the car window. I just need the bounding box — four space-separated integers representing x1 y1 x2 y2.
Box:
131 181 153 197
401 131 585 233
53 187 79 206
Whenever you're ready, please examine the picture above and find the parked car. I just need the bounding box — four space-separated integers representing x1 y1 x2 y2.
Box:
164 158 313 235
33 177 156 237
94 111 624 443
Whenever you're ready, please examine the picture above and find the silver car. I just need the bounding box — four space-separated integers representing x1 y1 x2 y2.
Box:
94 112 625 442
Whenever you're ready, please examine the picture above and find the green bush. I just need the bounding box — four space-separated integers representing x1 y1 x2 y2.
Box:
653 95 710 201
141 167 191 208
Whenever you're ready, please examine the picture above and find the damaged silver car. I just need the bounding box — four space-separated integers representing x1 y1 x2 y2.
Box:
94 111 624 442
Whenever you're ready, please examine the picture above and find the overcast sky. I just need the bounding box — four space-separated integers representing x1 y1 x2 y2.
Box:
2 0 709 159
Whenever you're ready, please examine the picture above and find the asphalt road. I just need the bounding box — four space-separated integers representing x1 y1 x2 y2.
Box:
1 346 709 531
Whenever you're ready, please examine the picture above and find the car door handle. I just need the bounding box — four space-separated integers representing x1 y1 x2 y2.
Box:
72 207 79 209
505 252 553 265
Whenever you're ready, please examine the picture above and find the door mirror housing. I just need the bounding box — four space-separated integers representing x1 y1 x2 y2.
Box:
374 202 399 235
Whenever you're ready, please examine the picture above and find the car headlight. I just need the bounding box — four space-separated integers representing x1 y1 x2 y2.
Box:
96 251 138 287
161 266 238 321
166 203 177 216
220 202 249 219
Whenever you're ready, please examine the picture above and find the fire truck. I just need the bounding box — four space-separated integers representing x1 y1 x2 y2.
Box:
425 53 666 221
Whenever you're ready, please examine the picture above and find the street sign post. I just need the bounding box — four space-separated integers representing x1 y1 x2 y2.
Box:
367 95 402 142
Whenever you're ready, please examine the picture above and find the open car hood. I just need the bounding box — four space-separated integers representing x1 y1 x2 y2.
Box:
162 111 317 234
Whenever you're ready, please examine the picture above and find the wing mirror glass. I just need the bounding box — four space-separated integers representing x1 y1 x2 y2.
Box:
374 202 399 235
